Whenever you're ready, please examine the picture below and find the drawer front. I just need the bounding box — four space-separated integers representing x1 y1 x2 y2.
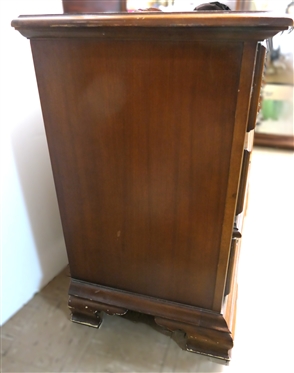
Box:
236 150 251 216
224 238 239 297
247 43 266 131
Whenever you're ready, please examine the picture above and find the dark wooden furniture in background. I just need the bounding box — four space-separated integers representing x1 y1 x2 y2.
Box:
254 132 294 149
62 0 127 13
12 12 292 360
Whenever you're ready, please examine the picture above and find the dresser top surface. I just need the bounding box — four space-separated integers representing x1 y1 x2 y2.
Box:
12 11 293 30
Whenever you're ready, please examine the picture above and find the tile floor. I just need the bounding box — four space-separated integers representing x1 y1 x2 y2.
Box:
1 147 294 373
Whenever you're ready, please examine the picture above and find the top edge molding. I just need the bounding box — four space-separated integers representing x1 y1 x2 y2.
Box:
11 11 293 30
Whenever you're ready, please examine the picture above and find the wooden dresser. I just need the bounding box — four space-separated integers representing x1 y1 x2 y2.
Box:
12 12 292 360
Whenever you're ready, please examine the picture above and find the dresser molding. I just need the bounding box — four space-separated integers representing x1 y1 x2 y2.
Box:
69 278 233 360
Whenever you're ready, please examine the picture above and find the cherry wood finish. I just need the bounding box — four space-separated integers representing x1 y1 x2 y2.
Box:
12 12 292 360
236 150 251 215
247 43 267 132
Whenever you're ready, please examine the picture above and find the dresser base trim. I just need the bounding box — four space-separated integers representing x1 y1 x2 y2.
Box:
155 316 233 360
68 278 233 360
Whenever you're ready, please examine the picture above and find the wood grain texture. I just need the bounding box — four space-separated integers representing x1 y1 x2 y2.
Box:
69 278 231 332
68 278 233 360
12 12 292 360
212 41 257 311
222 238 241 342
12 12 293 29
12 13 292 42
31 37 243 310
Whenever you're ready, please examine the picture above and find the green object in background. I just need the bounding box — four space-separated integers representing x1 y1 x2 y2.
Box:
262 100 283 120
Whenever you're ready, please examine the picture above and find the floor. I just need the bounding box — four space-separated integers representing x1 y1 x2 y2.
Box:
1 147 294 373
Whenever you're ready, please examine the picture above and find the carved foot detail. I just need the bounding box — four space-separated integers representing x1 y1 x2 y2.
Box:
71 309 102 328
155 316 233 361
68 294 128 328
186 327 233 361
68 295 103 328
